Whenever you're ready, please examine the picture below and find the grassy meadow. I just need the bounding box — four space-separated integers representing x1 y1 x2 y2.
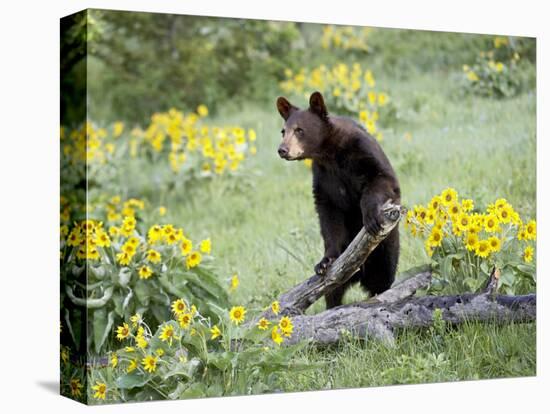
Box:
145 71 536 389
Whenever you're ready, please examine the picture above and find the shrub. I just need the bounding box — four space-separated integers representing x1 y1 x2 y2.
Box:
405 188 536 294
461 36 535 98
85 300 313 403
61 197 229 353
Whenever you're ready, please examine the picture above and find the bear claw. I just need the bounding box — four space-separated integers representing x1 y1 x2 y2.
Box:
315 256 336 275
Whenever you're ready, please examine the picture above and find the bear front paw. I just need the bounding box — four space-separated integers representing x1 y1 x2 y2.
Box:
314 256 336 276
363 215 383 236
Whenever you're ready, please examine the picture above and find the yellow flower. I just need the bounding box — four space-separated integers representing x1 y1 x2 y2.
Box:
61 347 69 364
147 225 163 244
523 246 534 263
428 228 443 247
92 382 107 400
186 251 202 268
178 312 193 329
142 355 158 373
278 316 294 337
199 238 211 254
110 353 118 368
127 359 138 373
429 196 442 212
197 104 209 117
113 121 124 137
414 205 427 223
155 348 165 357
475 239 491 258
378 92 388 106
496 205 513 224
271 326 284 345
158 206 167 216
484 214 500 233
171 299 187 316
116 323 130 341
456 213 471 232
461 199 474 212
229 306 247 325
138 265 153 280
136 335 148 349
495 198 509 210
210 325 221 340
159 324 175 345
130 313 142 327
467 70 479 82
180 238 193 256
116 252 132 266
448 202 461 218
70 378 83 398
146 249 161 264
94 229 111 247
465 232 478 251
488 236 501 253
229 274 239 292
524 220 536 240
271 301 280 315
257 318 271 330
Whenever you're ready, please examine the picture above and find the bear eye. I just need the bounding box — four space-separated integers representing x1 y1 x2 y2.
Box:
281 129 285 136
295 127 304 136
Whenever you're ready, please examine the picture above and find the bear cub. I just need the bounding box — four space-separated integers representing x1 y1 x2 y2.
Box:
276 91 400 309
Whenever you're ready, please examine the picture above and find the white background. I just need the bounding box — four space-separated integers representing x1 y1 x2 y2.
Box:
0 0 547 412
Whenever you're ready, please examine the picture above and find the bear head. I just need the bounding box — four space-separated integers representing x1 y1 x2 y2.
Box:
276 91 330 161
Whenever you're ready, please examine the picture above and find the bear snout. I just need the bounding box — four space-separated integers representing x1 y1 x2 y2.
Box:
278 145 289 159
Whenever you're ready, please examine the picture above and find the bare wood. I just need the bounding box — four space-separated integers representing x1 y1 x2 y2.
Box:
267 201 406 317
285 287 536 346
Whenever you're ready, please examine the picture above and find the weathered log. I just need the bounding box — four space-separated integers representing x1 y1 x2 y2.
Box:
284 270 536 346
268 201 405 317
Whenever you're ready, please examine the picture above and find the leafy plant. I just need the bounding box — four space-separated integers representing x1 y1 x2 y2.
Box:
61 197 229 353
461 36 535 98
87 299 314 403
405 188 536 294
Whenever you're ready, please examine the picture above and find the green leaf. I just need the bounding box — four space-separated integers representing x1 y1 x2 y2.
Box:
207 352 233 371
134 281 152 306
163 358 201 380
179 383 207 399
116 372 150 389
92 308 107 354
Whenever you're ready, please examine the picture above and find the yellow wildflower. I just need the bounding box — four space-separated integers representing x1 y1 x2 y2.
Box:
229 306 246 325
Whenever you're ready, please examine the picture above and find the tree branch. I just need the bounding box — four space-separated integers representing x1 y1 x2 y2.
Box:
268 201 405 317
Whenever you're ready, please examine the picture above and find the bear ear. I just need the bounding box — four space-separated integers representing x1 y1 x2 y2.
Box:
309 91 328 120
276 97 298 121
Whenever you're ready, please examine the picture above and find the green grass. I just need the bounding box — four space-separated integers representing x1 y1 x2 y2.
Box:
105 68 536 390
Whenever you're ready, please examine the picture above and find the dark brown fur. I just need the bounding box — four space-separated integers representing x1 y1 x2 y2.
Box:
277 92 400 308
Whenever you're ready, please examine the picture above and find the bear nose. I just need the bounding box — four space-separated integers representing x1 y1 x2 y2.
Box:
278 146 289 158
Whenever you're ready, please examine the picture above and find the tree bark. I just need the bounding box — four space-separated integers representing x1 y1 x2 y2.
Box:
284 270 536 346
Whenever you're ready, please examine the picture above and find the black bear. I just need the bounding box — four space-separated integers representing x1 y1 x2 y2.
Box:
276 91 400 309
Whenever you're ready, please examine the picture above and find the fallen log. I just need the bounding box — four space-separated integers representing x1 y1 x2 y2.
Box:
285 270 536 346
267 201 405 317
262 200 536 346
